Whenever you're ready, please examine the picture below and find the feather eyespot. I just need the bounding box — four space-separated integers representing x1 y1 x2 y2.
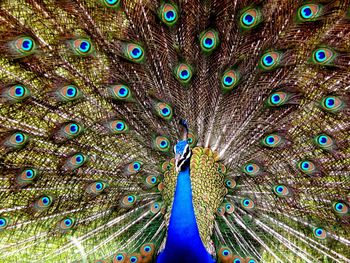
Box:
174 63 193 85
333 202 349 215
225 202 235 214
109 84 132 101
140 243 154 257
114 253 127 262
313 227 327 239
297 160 316 175
240 8 262 29
320 96 344 113
150 202 162 214
34 195 53 211
12 36 37 56
62 123 83 139
66 153 87 170
17 168 39 186
199 29 219 53
58 217 76 232
70 38 93 56
145 175 159 188
4 132 29 150
246 258 257 263
218 247 232 261
298 4 322 21
241 198 255 210
273 185 290 197
102 0 120 8
243 163 261 176
259 51 282 71
129 254 140 263
267 92 290 107
86 181 108 194
233 256 243 263
225 179 236 189
0 217 9 230
159 3 179 26
3 85 31 103
221 69 240 92
262 133 283 148
155 102 173 120
108 120 129 134
127 161 142 174
56 85 81 102
311 48 336 65
122 195 137 207
154 136 171 152
123 43 144 63
314 134 334 150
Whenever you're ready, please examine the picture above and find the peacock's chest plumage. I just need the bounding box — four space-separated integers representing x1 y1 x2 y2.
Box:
0 0 350 263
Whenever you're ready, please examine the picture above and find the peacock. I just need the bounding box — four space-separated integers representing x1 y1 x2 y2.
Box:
0 0 350 262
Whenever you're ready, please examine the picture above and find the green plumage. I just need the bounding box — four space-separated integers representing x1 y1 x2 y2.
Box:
0 0 350 262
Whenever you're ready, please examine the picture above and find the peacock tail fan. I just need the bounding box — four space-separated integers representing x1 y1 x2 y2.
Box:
0 0 349 262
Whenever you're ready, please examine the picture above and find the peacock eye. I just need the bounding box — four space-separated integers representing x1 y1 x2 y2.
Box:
4 85 31 103
174 63 193 84
70 38 93 56
102 0 120 8
333 201 349 215
311 48 336 65
320 96 344 113
0 217 9 229
313 227 327 239
199 29 219 53
108 120 129 134
314 134 334 150
273 185 290 197
155 136 171 152
240 8 262 29
159 3 179 26
56 85 82 102
221 69 240 92
123 43 145 63
297 4 322 21
241 198 255 210
109 84 132 101
155 102 173 120
259 51 282 70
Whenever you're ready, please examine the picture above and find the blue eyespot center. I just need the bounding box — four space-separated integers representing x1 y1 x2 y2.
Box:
276 186 284 193
318 136 328 145
64 219 72 226
243 199 250 206
42 197 50 205
66 86 76 97
118 87 129 97
154 204 159 209
315 228 323 236
131 47 142 59
22 39 33 51
271 94 281 104
246 165 254 172
234 259 241 263
79 41 90 53
325 98 335 108
223 249 229 256
26 169 34 178
144 246 151 252
15 86 25 97
133 162 140 170
116 122 125 131
0 218 6 227
316 50 326 62
180 69 189 79
266 136 275 144
96 182 103 190
204 37 214 48
224 76 234 86
116 255 124 261
165 10 175 21
151 177 156 183
76 155 84 164
243 14 254 25
130 256 137 263
160 140 168 148
106 0 118 4
226 181 232 186
263 55 274 66
301 161 309 169
127 196 134 202
335 203 344 211
161 107 170 116
301 6 312 19
69 124 78 133
15 133 24 143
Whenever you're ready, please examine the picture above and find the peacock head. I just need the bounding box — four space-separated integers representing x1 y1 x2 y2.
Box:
174 140 191 172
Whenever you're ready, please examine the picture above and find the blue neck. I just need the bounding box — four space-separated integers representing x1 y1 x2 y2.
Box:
157 166 214 263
